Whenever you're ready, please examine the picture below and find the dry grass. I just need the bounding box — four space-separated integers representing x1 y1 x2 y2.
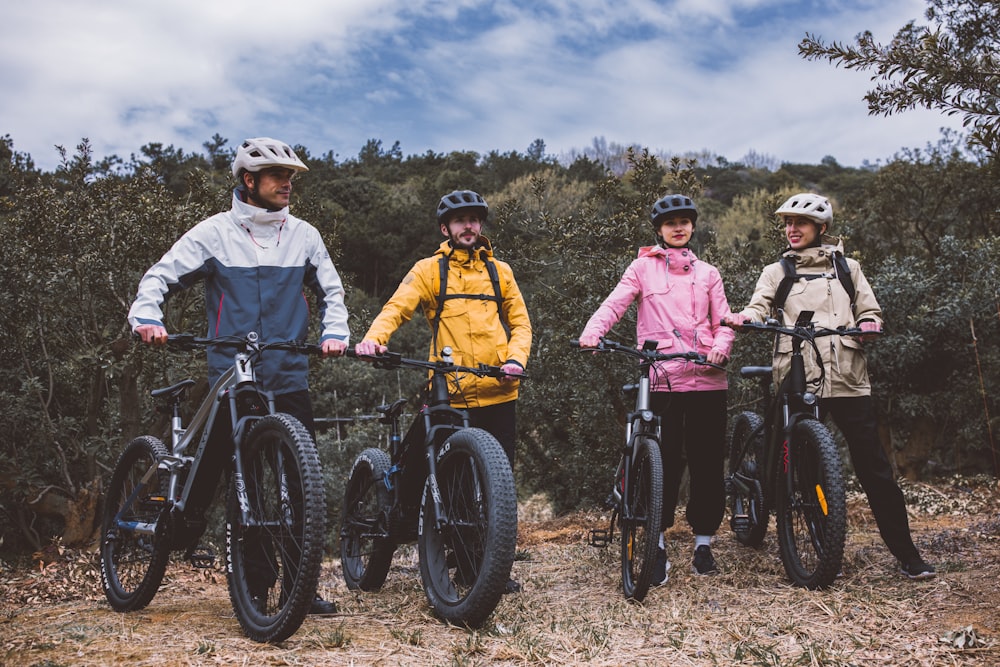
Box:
2 476 998 666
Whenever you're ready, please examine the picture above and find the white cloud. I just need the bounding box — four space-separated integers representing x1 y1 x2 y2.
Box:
0 0 967 171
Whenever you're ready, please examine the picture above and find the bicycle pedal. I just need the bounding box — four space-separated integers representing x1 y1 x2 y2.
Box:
187 546 216 569
730 514 751 533
589 529 612 548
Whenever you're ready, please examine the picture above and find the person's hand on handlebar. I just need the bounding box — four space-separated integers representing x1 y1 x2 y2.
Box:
135 323 168 345
321 338 347 358
859 320 881 343
721 313 749 328
577 334 601 348
354 339 388 357
706 349 728 366
499 361 524 383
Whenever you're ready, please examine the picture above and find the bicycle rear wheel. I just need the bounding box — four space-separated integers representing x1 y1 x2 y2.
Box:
100 436 171 611
620 435 663 602
776 418 846 589
340 447 395 590
226 414 326 643
418 427 517 628
727 412 768 548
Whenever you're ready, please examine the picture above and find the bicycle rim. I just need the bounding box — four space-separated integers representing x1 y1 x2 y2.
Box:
100 436 171 611
226 414 326 643
776 419 846 589
621 436 663 602
340 447 395 591
418 427 517 628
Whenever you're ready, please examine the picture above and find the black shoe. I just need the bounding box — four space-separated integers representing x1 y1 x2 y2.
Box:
250 594 267 614
503 578 522 594
692 545 719 575
309 595 338 615
652 547 671 586
900 558 936 580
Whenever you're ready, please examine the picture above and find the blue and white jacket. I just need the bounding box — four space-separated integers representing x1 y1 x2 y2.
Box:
128 191 350 393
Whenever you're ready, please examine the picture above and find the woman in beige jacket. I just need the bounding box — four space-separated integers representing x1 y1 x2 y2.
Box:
726 193 935 580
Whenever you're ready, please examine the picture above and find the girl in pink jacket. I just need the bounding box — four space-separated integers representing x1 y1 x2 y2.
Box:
579 194 734 583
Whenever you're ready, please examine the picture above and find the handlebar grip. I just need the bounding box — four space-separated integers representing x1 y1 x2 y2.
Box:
569 339 581 348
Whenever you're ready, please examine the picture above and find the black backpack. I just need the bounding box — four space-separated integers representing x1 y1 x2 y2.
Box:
430 253 510 355
772 252 856 314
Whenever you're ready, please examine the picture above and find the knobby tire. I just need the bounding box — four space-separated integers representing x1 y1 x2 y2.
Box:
727 412 768 548
776 418 846 589
340 447 395 590
620 435 663 602
100 436 171 611
418 427 517 628
226 414 327 643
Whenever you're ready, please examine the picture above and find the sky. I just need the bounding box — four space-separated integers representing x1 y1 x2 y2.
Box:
1 0 964 173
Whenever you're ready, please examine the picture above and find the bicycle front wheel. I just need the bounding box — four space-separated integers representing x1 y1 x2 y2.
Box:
775 418 846 589
621 435 663 602
340 447 395 591
418 427 517 628
100 436 171 611
226 414 327 643
727 412 768 548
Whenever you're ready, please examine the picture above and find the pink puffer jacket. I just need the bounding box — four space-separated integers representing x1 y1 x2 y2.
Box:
581 245 734 392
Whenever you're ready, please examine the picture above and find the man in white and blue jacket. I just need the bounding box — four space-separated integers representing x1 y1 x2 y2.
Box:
127 137 348 614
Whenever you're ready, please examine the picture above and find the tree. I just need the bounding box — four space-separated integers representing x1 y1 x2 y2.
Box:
799 0 1000 156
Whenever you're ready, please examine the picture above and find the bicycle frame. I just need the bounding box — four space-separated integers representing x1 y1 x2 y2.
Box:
729 312 864 510
114 333 315 547
575 338 709 539
352 347 513 540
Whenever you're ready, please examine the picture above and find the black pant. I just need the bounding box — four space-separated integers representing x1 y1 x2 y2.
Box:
820 395 920 562
649 390 727 536
465 400 517 468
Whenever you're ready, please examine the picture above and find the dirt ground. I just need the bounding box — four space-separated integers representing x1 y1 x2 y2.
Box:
2 476 998 666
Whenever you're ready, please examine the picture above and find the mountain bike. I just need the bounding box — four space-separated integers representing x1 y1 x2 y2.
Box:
99 332 327 643
339 346 519 628
573 337 720 602
725 311 868 589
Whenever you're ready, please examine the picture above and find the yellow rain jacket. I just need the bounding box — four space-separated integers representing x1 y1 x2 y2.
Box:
363 238 532 408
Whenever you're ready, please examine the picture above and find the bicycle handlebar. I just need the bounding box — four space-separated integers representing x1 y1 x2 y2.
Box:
346 347 528 381
723 318 877 341
150 333 324 355
570 337 724 370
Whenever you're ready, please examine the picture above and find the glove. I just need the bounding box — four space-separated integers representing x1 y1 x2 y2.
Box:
500 362 523 383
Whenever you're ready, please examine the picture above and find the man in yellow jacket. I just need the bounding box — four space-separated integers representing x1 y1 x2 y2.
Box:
355 190 531 419
355 191 532 587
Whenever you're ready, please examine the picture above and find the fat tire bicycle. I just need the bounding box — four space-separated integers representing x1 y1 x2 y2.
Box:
339 346 519 628
725 311 868 589
100 332 327 643
573 337 719 602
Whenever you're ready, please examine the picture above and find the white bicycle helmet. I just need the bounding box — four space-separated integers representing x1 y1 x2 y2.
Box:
231 137 309 179
775 193 832 226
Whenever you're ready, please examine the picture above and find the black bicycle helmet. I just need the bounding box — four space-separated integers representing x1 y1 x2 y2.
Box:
650 194 698 228
436 190 488 224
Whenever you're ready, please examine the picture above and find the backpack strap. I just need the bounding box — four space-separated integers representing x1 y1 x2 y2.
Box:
430 253 509 356
772 253 856 315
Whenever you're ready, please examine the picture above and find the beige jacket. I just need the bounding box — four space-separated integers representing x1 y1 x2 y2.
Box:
738 236 882 398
